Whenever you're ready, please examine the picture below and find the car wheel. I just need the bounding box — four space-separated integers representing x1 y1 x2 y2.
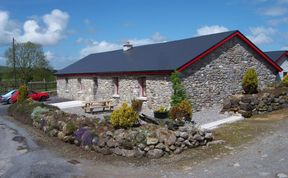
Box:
7 98 11 104
40 96 47 101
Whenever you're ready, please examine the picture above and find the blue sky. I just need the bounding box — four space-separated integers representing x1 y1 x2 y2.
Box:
0 0 288 69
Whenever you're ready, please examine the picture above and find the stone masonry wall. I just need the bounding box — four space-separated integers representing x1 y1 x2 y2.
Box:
182 36 277 111
57 75 172 110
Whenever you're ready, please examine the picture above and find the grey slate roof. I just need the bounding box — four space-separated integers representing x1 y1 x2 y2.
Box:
265 51 287 62
56 30 238 75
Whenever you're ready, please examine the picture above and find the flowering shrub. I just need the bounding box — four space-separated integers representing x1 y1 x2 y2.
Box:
281 74 288 87
110 102 138 128
169 100 192 120
31 106 49 123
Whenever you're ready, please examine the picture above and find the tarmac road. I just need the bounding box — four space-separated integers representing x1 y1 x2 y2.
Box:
0 105 81 178
0 103 288 178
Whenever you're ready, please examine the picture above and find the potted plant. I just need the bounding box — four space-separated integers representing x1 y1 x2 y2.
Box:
154 106 169 119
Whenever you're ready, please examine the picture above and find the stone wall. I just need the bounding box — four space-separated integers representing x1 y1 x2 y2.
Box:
221 87 288 118
57 75 172 110
182 36 277 111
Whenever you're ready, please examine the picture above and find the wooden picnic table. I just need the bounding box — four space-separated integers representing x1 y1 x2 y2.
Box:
82 100 114 113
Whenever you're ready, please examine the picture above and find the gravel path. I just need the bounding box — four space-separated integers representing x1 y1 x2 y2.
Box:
192 105 231 125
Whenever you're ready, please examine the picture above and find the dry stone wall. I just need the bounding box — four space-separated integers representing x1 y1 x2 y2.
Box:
221 87 288 118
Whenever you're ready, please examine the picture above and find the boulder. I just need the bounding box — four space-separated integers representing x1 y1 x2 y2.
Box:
146 137 159 145
174 148 183 154
155 143 166 149
57 131 65 140
63 136 74 143
107 138 118 148
146 149 164 158
48 129 58 137
179 132 188 139
193 134 204 141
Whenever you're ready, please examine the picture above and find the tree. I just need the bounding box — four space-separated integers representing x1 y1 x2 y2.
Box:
5 41 53 83
242 68 258 94
170 72 187 106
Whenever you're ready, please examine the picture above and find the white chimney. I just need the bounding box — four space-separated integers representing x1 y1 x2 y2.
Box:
123 41 133 51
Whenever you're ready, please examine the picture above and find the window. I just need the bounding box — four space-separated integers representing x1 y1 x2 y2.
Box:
138 77 146 97
77 78 82 90
113 77 119 95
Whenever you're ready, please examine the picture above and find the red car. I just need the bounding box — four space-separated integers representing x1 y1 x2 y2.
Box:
11 90 49 103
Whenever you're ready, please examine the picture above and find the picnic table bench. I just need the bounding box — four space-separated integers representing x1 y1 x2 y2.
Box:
82 100 114 113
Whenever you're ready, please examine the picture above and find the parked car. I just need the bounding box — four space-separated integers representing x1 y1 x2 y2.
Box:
11 90 49 103
0 89 17 104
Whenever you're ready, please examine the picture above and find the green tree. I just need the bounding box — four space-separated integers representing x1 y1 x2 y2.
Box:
242 68 258 94
170 72 187 106
5 41 53 83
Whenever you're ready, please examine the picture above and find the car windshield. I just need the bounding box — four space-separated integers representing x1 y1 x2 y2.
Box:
3 90 16 97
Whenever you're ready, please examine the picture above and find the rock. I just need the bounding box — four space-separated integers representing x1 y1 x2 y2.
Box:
112 147 123 156
169 145 176 151
121 149 137 157
146 149 164 158
98 137 107 147
193 134 204 141
135 131 146 143
276 173 288 178
138 143 146 150
184 140 192 147
177 137 185 142
207 140 225 146
48 129 58 137
179 132 188 139
63 136 74 143
155 143 166 149
174 148 183 154
175 141 182 146
57 131 65 140
222 99 231 110
107 138 118 148
174 131 180 137
239 110 252 118
92 137 99 145
98 148 112 155
165 134 177 146
178 126 188 132
144 146 150 152
147 137 159 145
204 132 213 141
106 131 113 137
74 139 80 146
239 101 252 111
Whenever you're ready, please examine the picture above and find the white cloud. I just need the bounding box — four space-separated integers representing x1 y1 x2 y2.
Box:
261 6 287 16
0 11 20 45
196 25 229 36
268 17 288 26
0 9 69 46
80 32 167 57
80 41 121 57
281 46 288 50
45 51 54 61
19 9 69 45
247 27 276 45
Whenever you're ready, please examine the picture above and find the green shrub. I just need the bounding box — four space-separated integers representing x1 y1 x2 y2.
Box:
155 106 168 113
17 85 28 103
31 106 49 123
170 72 187 106
281 74 288 87
65 122 77 135
131 99 143 112
242 68 258 94
110 102 138 128
169 100 192 120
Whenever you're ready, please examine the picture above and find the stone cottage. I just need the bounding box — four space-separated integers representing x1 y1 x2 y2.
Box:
56 30 282 111
265 50 288 80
